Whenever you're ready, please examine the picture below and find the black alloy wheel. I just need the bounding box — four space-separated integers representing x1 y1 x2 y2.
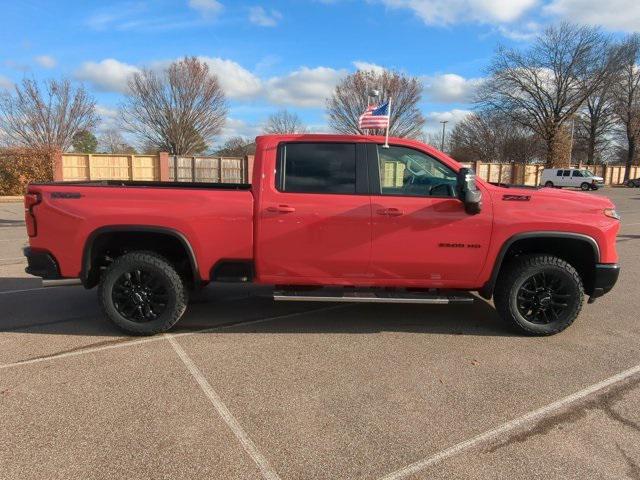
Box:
112 268 169 322
99 251 187 335
494 254 584 336
515 271 572 325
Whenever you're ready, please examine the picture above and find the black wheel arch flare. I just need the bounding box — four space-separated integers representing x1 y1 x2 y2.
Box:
81 225 200 288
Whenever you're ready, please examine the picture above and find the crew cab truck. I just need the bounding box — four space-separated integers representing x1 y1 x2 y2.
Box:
23 134 621 336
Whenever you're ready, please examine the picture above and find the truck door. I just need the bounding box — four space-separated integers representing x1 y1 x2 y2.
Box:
256 142 372 282
368 144 493 286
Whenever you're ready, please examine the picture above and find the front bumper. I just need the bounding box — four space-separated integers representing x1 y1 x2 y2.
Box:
23 247 60 279
589 263 620 300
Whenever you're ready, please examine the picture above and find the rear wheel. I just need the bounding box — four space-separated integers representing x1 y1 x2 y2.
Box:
98 251 187 335
494 254 584 336
580 182 591 191
544 181 554 187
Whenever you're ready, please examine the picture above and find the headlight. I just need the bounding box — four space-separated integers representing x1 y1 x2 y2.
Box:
604 208 620 220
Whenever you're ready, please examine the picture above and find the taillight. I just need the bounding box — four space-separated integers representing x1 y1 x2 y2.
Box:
24 192 41 237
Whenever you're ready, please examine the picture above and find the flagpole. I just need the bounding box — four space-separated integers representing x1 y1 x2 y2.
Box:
383 97 391 149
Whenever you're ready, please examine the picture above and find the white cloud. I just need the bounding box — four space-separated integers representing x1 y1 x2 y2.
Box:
379 0 537 25
353 61 385 74
188 0 223 18
219 117 261 142
95 105 120 131
0 75 13 90
496 21 541 41
75 59 140 93
34 55 56 68
248 6 282 27
266 67 347 107
425 109 472 128
423 73 483 103
197 57 262 99
75 57 346 109
545 0 640 32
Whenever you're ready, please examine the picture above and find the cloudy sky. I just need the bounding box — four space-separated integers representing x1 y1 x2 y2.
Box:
0 0 637 147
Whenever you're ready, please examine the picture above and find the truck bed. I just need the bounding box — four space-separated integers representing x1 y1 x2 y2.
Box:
31 180 252 190
26 181 255 281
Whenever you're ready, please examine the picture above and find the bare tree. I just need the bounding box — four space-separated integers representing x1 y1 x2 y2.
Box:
121 57 227 155
612 34 640 181
327 70 425 138
573 82 617 165
214 136 256 157
449 111 542 164
99 128 136 153
477 23 622 166
0 78 97 150
263 109 307 134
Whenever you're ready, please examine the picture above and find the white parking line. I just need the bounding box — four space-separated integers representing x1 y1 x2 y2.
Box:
378 363 640 480
0 286 62 295
167 334 281 480
0 305 349 371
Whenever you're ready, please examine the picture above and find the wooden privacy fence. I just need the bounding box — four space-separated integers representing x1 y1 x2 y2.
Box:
53 152 637 186
58 153 161 181
460 162 640 186
54 152 254 183
169 156 251 183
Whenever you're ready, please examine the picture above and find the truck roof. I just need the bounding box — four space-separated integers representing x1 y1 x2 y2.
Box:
254 133 442 153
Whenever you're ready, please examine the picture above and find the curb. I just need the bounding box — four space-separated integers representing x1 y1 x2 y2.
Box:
0 196 23 203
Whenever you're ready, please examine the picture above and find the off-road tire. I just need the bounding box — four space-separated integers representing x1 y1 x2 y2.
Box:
494 254 584 336
580 182 591 191
98 251 188 335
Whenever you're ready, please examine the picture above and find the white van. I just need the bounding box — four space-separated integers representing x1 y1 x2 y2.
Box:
540 168 605 190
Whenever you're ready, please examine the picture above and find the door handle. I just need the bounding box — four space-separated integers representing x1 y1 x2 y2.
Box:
267 205 296 213
376 208 403 216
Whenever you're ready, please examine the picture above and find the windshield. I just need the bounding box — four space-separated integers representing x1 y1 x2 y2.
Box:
581 170 595 177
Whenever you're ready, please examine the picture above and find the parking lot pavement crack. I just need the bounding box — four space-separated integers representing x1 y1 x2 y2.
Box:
617 444 640 480
377 366 640 480
165 334 282 480
602 401 640 434
486 374 640 453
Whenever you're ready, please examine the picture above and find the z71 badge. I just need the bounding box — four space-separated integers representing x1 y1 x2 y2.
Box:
502 194 531 201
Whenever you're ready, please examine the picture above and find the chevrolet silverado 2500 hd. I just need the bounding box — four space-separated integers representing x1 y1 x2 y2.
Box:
23 134 620 336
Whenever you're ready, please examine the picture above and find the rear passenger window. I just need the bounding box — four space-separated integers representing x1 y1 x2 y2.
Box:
556 170 563 177
277 143 356 194
563 170 571 177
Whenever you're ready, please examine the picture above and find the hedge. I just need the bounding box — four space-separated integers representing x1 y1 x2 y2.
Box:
0 147 56 196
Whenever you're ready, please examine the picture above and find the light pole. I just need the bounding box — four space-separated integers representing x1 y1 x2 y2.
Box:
440 120 449 152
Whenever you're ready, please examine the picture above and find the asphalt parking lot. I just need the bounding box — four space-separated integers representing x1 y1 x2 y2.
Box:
1 187 639 480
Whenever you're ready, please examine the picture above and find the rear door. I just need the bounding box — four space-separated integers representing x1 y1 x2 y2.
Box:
256 142 372 282
368 144 493 285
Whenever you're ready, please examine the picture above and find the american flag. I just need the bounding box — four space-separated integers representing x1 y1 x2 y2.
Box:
358 101 390 130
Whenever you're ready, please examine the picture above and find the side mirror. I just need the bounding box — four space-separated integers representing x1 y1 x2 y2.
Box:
456 168 482 215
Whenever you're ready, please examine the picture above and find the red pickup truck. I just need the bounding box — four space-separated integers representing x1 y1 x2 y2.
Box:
23 134 620 336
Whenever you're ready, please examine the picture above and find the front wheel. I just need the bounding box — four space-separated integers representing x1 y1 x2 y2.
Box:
494 254 584 336
580 182 591 191
98 251 188 335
